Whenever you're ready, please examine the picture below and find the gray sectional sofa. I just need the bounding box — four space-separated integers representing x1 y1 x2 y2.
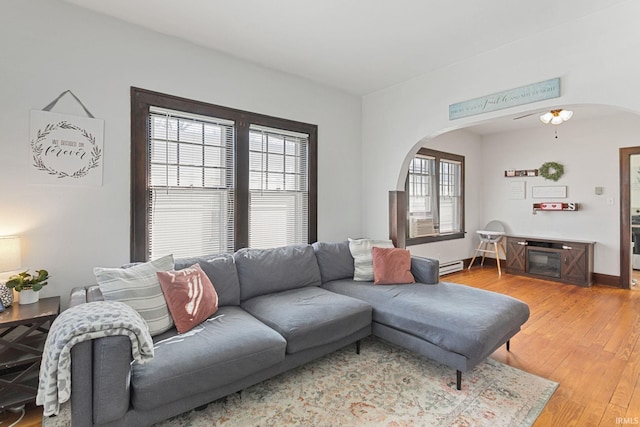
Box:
65 241 529 427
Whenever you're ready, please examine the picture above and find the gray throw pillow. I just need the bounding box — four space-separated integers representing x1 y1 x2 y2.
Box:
94 254 175 336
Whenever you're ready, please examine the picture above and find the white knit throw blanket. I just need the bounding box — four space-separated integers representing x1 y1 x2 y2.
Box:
37 301 154 416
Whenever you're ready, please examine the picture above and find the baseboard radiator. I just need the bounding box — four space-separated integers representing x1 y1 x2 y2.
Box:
439 260 464 276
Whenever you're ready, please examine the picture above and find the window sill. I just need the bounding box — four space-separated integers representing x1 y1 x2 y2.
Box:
406 231 465 246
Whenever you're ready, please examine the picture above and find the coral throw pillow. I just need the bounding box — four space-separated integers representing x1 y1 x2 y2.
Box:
157 263 219 334
372 247 415 285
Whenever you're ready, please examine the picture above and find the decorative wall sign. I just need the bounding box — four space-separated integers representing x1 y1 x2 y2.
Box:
29 91 103 186
533 202 578 212
504 169 538 177
509 181 526 200
532 185 567 199
449 77 561 120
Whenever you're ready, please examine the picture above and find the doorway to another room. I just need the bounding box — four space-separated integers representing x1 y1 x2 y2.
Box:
620 147 640 291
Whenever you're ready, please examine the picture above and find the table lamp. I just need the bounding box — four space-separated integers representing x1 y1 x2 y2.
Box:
0 236 21 307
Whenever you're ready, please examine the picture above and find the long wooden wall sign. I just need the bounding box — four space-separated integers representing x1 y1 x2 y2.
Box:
449 78 561 120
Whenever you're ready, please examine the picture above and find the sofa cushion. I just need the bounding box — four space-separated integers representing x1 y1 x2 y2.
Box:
322 279 529 360
235 245 322 301
174 253 240 306
94 254 174 336
157 263 219 334
131 306 286 411
241 287 372 354
372 247 415 285
312 241 354 283
348 238 395 281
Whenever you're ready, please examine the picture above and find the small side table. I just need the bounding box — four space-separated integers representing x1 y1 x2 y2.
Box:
0 296 60 410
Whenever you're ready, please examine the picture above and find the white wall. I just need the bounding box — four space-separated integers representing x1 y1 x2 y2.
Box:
362 1 640 275
0 0 363 308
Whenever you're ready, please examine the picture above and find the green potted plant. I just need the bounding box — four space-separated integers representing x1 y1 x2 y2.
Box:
6 269 49 305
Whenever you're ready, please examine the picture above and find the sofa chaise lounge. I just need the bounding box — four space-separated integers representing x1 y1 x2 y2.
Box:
63 241 529 426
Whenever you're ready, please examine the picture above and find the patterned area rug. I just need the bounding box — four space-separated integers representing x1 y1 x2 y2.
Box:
44 337 557 426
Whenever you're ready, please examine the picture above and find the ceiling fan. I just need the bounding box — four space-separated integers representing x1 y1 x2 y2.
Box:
513 108 573 124
512 111 542 120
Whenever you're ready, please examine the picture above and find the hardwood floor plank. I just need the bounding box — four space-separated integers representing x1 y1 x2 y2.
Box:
611 357 640 409
601 403 628 426
614 313 640 361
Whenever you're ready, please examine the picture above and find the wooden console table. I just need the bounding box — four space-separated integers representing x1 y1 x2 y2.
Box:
505 236 595 287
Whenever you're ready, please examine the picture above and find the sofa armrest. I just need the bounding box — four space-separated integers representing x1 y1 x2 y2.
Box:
410 256 439 284
87 285 105 302
92 336 133 425
69 287 93 426
69 286 132 426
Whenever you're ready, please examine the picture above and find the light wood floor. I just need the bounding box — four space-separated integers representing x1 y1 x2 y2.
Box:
449 267 640 427
22 267 640 426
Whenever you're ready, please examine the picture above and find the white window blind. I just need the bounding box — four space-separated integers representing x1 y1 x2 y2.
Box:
148 107 235 259
408 155 437 238
439 159 462 233
248 125 309 249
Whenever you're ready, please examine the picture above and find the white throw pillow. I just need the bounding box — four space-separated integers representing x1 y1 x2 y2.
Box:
94 254 175 336
348 238 395 281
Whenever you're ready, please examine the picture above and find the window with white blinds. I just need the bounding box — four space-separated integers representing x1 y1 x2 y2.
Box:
248 125 309 249
408 155 437 238
148 107 235 259
131 88 317 261
406 147 464 244
439 159 462 234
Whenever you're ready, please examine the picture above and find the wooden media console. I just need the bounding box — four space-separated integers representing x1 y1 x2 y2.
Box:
505 235 595 287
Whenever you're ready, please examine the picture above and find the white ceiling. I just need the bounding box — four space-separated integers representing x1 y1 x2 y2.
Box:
62 0 628 96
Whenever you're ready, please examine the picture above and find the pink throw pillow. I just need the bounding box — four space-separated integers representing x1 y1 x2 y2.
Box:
372 247 416 285
157 263 219 333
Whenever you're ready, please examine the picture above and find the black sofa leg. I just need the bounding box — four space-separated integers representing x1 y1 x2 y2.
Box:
506 340 510 352
456 370 462 390
356 340 361 354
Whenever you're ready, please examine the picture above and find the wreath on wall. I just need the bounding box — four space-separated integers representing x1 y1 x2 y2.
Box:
539 161 564 181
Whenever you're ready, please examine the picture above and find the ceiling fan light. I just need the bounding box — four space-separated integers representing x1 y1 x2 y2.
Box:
550 115 564 125
558 109 573 121
540 112 553 124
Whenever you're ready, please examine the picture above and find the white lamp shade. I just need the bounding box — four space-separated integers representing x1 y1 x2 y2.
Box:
0 236 21 273
550 115 564 125
539 112 553 124
540 109 573 125
558 109 573 121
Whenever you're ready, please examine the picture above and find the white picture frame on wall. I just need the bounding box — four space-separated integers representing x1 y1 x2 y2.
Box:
509 181 526 200
532 185 567 199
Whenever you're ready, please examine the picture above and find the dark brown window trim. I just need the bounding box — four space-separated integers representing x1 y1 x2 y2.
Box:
130 87 317 261
404 147 465 247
